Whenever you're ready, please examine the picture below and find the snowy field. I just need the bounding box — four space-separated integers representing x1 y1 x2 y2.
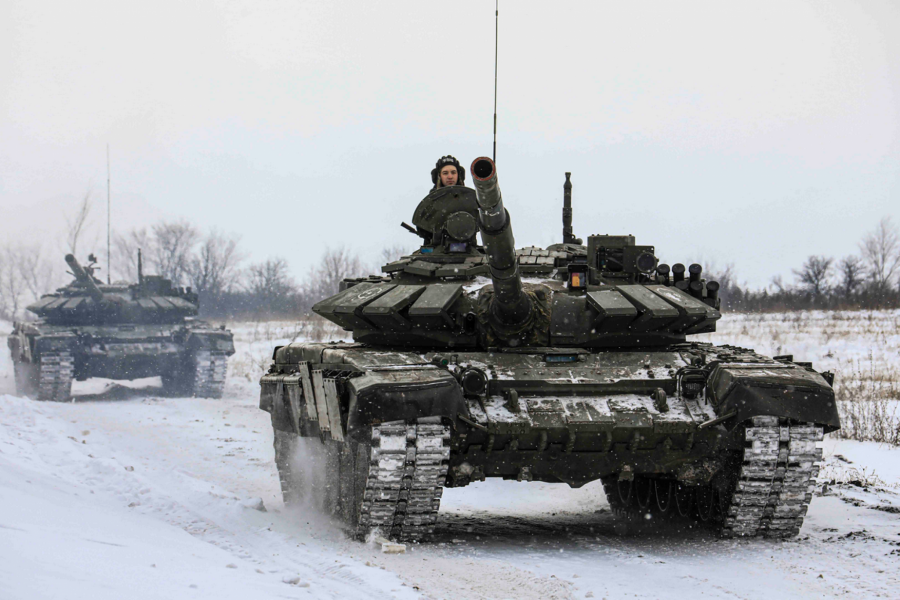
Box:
2 313 900 600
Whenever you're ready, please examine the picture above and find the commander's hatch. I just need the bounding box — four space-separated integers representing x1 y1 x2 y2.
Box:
411 187 481 253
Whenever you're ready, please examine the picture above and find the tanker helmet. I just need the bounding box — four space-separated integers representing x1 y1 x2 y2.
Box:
431 155 466 187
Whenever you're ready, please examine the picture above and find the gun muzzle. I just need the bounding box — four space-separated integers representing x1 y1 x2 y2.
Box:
471 157 504 229
471 157 532 327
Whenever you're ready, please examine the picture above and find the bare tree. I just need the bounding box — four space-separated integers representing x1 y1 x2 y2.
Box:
0 247 32 320
860 217 900 292
0 244 61 320
380 243 413 265
837 255 865 300
247 258 297 314
150 220 199 286
703 262 735 290
111 221 199 285
65 189 92 256
794 255 833 298
111 228 152 281
16 245 56 302
305 246 367 299
188 230 244 295
0 247 23 320
770 274 789 294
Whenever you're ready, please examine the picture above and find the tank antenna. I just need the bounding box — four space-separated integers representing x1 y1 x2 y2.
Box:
106 143 111 284
562 172 581 245
492 0 499 163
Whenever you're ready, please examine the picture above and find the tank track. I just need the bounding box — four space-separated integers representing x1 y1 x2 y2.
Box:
722 416 824 538
604 416 823 538
357 418 451 542
191 350 228 398
38 351 74 402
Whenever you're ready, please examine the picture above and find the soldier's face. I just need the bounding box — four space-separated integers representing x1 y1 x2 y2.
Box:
440 166 458 186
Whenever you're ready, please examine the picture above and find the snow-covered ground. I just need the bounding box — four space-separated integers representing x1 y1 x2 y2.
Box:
694 310 900 388
2 314 900 599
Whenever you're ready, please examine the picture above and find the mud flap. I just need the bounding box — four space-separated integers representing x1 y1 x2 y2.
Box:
259 375 302 434
345 370 464 443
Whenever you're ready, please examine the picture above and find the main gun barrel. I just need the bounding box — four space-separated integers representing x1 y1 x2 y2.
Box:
65 254 104 302
470 157 532 326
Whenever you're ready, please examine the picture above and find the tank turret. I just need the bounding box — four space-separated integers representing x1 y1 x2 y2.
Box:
26 254 199 325
313 164 724 349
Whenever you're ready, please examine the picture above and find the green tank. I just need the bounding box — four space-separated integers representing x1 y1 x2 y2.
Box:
8 253 234 401
260 157 839 542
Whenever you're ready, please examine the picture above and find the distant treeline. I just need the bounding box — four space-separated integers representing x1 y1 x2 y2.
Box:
1 205 898 320
0 209 407 321
710 217 900 312
118 214 900 318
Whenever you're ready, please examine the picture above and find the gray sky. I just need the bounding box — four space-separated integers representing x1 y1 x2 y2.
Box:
2 0 898 288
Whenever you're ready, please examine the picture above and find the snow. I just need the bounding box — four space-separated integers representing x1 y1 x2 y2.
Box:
2 314 900 599
695 309 900 382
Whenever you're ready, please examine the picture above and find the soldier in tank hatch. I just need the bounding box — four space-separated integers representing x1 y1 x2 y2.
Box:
430 155 466 191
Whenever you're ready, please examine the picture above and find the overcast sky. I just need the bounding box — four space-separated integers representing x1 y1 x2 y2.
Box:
2 0 898 288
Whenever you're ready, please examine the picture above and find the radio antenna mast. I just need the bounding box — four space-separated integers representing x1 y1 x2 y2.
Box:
106 144 111 284
492 0 499 163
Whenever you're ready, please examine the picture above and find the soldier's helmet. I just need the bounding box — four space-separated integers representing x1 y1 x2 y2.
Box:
431 155 466 187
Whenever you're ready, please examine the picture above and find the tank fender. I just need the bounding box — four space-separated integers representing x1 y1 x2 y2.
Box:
274 342 362 366
345 369 464 443
184 331 235 354
33 333 77 357
707 363 840 433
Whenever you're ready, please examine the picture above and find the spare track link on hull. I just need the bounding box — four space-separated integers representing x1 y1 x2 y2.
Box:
357 419 451 542
722 416 824 539
192 350 228 398
38 351 74 402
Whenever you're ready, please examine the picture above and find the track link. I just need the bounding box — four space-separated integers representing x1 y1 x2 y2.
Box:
37 351 74 402
722 416 824 538
358 418 451 542
191 350 228 398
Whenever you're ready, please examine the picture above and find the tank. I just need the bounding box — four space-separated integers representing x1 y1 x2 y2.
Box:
8 252 234 401
259 157 839 542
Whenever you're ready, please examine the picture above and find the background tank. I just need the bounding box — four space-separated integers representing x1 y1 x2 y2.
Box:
8 253 234 401
259 157 839 542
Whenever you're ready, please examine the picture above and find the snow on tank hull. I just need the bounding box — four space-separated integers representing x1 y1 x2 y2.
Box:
9 321 234 401
7 254 234 401
260 158 840 542
260 340 838 541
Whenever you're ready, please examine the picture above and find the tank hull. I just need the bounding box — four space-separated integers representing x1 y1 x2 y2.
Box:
260 341 836 540
8 321 234 400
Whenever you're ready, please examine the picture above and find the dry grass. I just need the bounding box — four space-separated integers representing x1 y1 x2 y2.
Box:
222 310 900 444
698 309 900 446
818 460 895 490
833 357 900 445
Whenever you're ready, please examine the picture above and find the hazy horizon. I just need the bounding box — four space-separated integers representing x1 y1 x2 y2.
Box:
2 0 898 289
